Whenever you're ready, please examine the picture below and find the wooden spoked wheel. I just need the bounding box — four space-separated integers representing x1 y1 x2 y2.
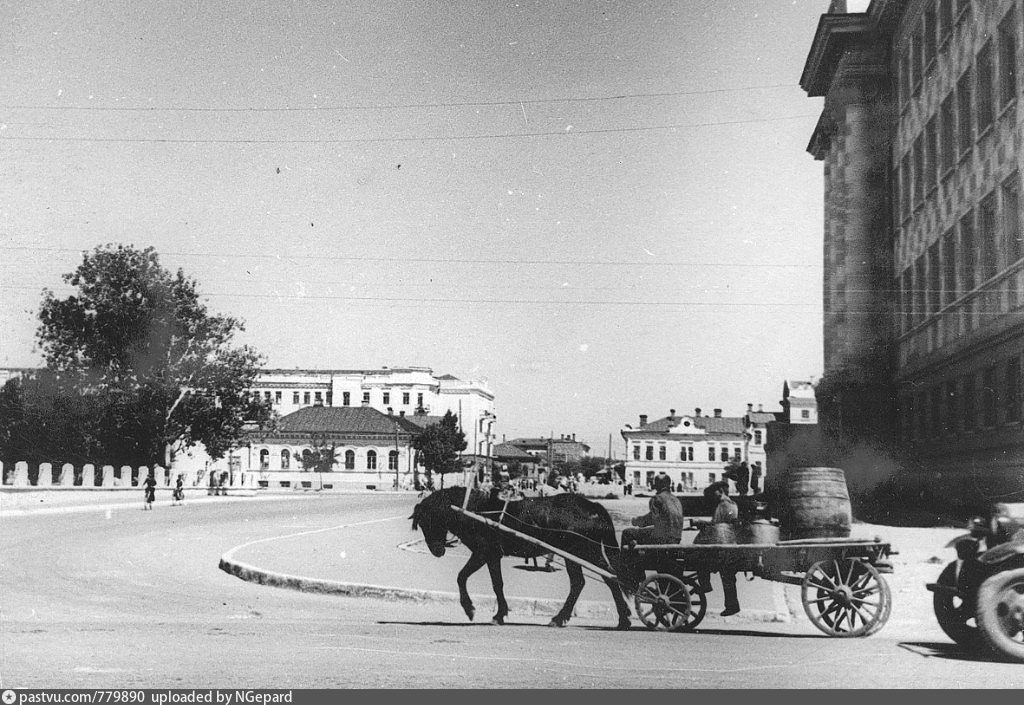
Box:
801 558 892 637
634 573 706 632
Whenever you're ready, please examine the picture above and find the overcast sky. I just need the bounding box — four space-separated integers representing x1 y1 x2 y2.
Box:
1 0 828 457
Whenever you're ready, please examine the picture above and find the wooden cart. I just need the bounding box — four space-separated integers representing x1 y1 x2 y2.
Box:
623 537 895 637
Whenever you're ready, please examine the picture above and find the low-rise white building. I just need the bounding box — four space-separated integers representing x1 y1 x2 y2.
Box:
620 406 775 492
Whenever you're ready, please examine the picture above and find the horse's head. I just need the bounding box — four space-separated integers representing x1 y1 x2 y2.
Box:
410 488 455 557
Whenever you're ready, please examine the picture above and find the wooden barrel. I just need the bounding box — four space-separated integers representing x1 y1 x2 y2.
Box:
778 467 851 540
736 520 780 545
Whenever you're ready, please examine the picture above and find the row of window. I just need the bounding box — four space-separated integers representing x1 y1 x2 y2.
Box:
897 5 1019 222
632 444 744 462
258 448 400 471
900 354 1022 442
252 389 424 408
898 173 1021 333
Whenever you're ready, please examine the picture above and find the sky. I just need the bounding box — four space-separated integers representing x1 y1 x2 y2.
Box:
0 0 828 458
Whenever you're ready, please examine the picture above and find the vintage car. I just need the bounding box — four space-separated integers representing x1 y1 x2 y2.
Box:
926 502 1024 662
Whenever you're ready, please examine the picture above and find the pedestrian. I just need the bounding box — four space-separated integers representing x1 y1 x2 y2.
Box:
208 470 217 496
172 474 184 505
695 481 741 616
735 461 750 496
750 462 763 494
143 471 157 510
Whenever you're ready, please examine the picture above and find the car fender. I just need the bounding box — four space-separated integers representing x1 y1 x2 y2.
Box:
945 533 974 549
978 534 1024 565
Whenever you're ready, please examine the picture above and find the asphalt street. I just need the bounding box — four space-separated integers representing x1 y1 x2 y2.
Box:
2 491 1023 688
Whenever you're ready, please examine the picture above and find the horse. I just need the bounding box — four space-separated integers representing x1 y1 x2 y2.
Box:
410 486 632 629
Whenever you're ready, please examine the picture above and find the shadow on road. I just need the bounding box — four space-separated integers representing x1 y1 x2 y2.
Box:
898 641 1005 663
575 625 826 638
377 620 557 628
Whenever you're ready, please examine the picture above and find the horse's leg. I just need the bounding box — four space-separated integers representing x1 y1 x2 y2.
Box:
548 562 585 628
485 554 509 625
603 575 632 630
457 552 488 621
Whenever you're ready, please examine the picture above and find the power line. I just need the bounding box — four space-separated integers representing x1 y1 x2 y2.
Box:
0 114 819 145
0 84 799 114
0 245 823 269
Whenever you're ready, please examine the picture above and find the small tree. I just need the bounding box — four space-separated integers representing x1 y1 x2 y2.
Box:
411 410 466 488
298 432 339 473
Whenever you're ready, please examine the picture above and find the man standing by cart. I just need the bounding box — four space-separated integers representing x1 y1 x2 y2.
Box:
696 481 741 616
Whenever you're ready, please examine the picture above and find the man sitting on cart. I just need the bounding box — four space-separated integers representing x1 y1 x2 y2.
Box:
621 472 684 546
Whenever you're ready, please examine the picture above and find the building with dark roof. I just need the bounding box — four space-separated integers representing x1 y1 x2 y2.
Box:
802 0 1024 505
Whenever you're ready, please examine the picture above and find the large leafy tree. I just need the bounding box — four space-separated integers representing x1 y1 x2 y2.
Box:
28 244 273 467
412 410 466 488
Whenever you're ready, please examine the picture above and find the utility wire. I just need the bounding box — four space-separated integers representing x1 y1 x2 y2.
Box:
0 114 819 144
0 84 799 113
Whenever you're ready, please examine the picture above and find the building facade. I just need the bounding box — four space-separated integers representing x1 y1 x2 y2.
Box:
619 406 774 492
803 0 1024 503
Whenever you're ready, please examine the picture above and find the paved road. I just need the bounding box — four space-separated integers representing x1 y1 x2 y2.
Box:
2 493 1023 688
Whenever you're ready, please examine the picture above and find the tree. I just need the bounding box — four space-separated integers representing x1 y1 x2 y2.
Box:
29 244 273 467
411 410 466 488
298 433 339 474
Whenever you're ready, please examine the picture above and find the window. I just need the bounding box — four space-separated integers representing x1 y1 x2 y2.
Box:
303 392 310 405
733 447 741 461
924 8 937 68
709 473 716 484
708 446 716 461
979 193 998 281
801 409 811 419
260 449 270 470
942 229 957 306
983 366 998 427
939 0 954 42
345 450 355 470
963 373 976 430
928 242 941 315
960 211 976 292
275 391 281 403
293 392 299 404
1003 174 1022 265
402 392 410 405
633 445 640 461
388 450 399 471
264 391 271 402
925 118 938 192
913 135 924 205
417 393 424 408
753 430 763 445
315 391 323 405
1007 357 1022 423
383 392 390 405
645 445 653 461
658 446 666 460
362 392 370 404
326 392 332 406
1000 11 1019 108
977 43 995 133
342 391 350 406
301 449 313 468
281 450 290 469
680 446 693 461
366 450 377 470
940 95 956 174
958 69 974 154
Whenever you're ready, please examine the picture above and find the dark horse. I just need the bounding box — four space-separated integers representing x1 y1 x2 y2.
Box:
411 486 631 629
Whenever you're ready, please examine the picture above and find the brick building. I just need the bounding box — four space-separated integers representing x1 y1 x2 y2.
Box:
802 0 1024 504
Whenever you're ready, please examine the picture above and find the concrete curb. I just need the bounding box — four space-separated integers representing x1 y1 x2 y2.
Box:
217 553 790 624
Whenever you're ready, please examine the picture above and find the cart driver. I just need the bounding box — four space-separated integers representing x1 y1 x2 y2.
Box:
621 472 684 547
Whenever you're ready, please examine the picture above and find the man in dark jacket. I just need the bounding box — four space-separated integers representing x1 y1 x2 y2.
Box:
696 481 741 616
621 472 685 546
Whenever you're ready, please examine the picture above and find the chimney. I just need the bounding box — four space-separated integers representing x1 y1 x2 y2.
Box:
572 433 575 441
758 404 764 412
747 403 753 413
694 408 701 417
387 407 393 415
639 414 648 426
714 408 722 418
670 408 676 416
399 410 405 417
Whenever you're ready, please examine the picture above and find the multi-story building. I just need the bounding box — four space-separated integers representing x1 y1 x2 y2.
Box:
503 434 591 466
620 406 775 492
802 0 1024 504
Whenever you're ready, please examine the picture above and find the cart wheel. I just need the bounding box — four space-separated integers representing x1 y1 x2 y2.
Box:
932 561 979 648
801 558 891 637
634 573 706 632
975 567 1024 663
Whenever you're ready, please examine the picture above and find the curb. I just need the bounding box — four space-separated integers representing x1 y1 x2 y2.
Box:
217 553 790 624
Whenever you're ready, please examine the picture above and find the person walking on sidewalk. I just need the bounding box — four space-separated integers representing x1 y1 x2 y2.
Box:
143 472 157 510
172 474 184 505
